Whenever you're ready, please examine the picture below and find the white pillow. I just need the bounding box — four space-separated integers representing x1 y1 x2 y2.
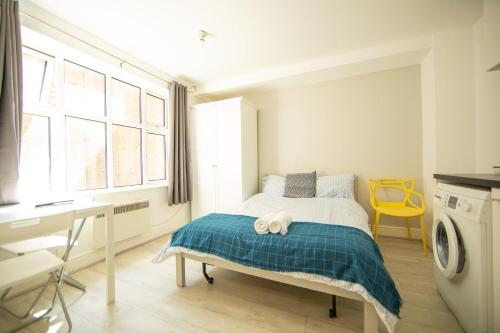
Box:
261 175 285 196
315 174 355 199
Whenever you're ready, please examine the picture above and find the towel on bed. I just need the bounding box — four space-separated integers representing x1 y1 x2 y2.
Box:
268 211 292 235
254 212 274 234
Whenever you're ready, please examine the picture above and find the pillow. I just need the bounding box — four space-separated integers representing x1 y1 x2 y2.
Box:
315 174 355 199
283 171 317 198
261 175 285 196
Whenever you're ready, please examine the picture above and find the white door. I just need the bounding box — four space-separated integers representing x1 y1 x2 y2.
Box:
191 107 216 219
214 103 243 212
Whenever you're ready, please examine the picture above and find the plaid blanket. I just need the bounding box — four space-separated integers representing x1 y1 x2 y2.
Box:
168 213 401 317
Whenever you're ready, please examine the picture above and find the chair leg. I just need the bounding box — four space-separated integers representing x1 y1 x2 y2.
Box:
0 277 52 320
405 217 412 240
371 211 376 234
51 272 72 332
0 288 11 303
2 275 61 333
374 212 381 242
419 215 428 256
62 273 86 292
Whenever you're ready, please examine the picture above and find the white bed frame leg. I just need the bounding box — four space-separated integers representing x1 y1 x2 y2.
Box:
176 253 185 287
364 301 378 333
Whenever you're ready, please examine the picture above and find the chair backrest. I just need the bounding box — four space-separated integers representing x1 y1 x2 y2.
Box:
0 210 75 246
368 178 416 207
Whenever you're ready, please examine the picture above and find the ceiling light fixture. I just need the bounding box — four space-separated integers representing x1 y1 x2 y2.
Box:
199 30 207 46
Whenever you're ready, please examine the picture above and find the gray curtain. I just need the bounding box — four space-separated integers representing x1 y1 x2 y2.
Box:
0 0 23 205
167 81 192 205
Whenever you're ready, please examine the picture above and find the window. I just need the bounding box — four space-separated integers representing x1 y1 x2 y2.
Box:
64 61 105 117
146 133 166 181
19 48 55 195
112 125 142 186
20 114 51 191
111 79 141 123
66 117 107 190
23 48 56 110
145 92 167 182
20 39 168 194
145 93 165 126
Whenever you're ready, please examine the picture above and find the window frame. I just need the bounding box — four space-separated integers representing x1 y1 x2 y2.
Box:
21 30 169 194
20 46 56 192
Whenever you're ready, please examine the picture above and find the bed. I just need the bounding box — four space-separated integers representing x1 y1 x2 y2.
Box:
153 193 401 333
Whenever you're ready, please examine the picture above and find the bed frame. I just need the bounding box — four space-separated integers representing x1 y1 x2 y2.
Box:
175 252 379 333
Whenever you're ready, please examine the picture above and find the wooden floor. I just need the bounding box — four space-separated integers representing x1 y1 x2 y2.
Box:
0 236 465 333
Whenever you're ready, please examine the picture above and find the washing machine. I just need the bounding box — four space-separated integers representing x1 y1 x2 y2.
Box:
433 183 493 333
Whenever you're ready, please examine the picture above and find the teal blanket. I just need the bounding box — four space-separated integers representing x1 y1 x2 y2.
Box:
169 213 401 316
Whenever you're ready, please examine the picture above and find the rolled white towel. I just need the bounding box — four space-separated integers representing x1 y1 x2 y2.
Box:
254 212 274 234
268 211 293 235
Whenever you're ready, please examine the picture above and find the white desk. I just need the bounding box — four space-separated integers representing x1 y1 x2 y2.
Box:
0 201 115 304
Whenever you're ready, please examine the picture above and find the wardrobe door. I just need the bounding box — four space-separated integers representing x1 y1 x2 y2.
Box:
214 103 243 212
190 107 216 219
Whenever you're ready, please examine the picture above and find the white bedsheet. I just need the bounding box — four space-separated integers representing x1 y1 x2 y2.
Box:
230 193 372 237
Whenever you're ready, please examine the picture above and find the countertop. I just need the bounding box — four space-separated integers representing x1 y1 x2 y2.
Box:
434 173 500 189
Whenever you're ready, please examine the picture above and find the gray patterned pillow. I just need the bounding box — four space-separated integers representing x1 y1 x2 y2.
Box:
283 171 317 198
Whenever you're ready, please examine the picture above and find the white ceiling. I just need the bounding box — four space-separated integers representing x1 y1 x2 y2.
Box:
27 0 482 91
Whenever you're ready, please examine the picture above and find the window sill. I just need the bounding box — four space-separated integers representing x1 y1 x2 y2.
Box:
77 182 168 197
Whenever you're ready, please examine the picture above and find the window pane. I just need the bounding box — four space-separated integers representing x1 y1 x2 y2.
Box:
112 125 142 187
66 117 106 190
64 61 105 117
111 79 141 123
146 133 166 181
145 94 165 126
22 48 56 110
20 114 50 192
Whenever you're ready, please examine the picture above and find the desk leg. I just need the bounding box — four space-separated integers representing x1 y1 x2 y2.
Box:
105 206 115 304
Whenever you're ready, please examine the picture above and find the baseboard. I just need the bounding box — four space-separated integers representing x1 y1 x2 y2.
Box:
373 224 423 240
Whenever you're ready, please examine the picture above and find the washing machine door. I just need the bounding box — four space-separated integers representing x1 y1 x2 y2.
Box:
432 214 465 279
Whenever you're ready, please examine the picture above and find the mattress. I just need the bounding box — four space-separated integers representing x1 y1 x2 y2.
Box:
230 192 372 237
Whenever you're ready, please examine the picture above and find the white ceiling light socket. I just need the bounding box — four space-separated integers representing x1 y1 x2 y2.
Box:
199 30 207 46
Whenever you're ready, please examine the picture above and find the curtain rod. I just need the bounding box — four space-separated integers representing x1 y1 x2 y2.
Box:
20 10 196 92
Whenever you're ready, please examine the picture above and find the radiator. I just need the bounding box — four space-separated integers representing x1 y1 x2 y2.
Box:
92 200 150 249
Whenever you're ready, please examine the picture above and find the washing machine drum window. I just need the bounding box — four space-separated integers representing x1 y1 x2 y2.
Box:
433 214 465 279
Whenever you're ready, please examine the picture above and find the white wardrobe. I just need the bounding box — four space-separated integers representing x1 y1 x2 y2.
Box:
190 97 258 219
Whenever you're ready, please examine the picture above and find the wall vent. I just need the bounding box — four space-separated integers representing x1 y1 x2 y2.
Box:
95 201 149 219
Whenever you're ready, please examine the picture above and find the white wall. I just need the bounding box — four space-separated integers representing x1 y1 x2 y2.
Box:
420 25 477 245
433 26 477 173
236 66 423 228
420 50 437 244
474 1 500 172
421 4 500 179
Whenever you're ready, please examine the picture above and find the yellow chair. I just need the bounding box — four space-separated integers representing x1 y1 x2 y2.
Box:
368 178 427 255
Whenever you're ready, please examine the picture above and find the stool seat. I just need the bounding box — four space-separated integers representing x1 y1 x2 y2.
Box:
376 204 424 218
